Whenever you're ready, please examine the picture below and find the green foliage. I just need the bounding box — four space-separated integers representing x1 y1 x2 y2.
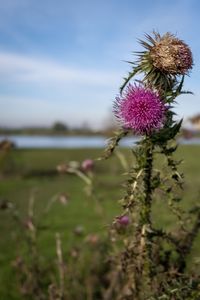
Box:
0 147 200 299
150 119 183 145
105 32 200 299
52 121 68 132
102 128 129 159
0 30 199 299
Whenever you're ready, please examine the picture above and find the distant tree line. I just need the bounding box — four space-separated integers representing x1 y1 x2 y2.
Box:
0 121 113 136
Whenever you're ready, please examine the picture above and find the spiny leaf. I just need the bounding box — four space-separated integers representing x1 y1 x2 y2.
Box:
177 75 185 93
150 119 183 144
120 66 140 94
100 129 129 159
180 90 193 95
162 145 178 155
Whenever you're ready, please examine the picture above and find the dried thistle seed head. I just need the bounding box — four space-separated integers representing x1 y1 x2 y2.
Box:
120 32 193 93
150 33 193 75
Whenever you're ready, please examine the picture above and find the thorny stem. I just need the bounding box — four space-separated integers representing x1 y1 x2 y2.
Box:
143 143 153 226
140 140 154 279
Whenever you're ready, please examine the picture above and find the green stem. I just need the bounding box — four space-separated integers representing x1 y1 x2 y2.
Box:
141 141 154 279
143 143 153 226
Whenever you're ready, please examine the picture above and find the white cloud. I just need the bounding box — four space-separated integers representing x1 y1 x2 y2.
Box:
0 51 120 128
0 51 121 87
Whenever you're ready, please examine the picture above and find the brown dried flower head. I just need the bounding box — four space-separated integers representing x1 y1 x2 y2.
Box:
150 33 193 75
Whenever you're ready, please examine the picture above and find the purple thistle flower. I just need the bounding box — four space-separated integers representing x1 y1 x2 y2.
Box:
81 159 94 172
117 215 130 226
114 84 166 135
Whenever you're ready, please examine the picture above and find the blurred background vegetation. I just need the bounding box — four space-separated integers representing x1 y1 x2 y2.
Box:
0 144 200 299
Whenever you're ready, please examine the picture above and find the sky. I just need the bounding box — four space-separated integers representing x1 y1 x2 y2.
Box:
0 0 200 129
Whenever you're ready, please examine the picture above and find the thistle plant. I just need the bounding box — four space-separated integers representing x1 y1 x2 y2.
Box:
104 32 200 299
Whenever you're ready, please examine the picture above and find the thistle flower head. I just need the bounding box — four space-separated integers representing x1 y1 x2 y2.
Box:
149 33 193 75
117 215 130 226
81 159 94 172
114 84 166 135
120 32 193 94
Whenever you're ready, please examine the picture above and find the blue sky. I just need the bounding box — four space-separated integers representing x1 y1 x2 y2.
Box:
0 0 200 129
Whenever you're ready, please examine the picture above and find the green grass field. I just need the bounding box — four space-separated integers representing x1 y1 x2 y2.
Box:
0 146 200 299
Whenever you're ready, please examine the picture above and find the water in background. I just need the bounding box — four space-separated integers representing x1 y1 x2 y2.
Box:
0 135 200 148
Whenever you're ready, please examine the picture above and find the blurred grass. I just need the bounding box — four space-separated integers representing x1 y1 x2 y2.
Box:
0 146 200 299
